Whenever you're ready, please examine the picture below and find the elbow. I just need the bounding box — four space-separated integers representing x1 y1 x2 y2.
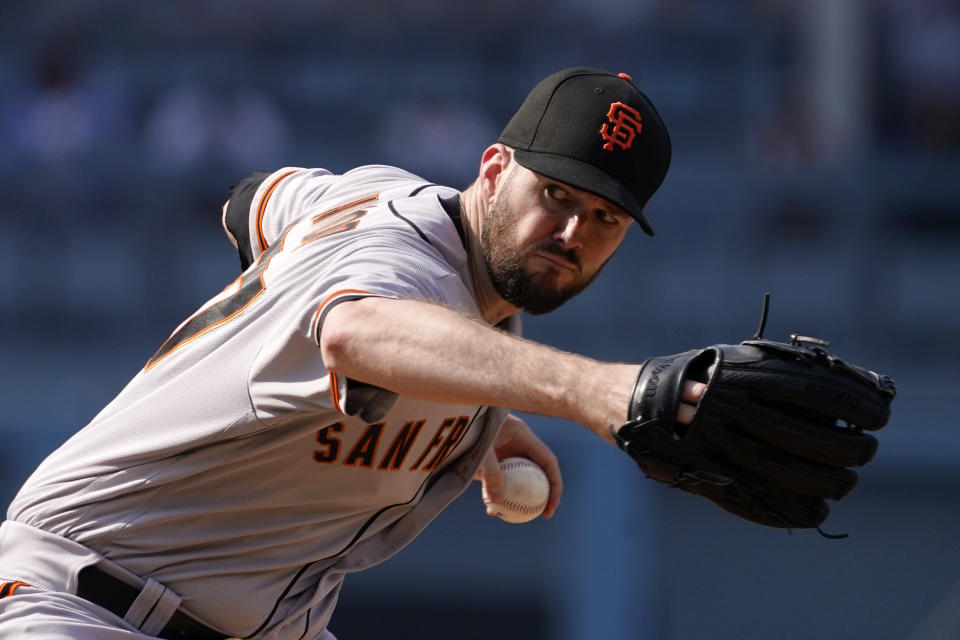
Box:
318 300 367 372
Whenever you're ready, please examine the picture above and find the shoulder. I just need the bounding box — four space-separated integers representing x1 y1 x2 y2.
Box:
318 164 463 256
261 164 466 269
255 164 429 203
341 164 429 186
366 181 465 269
335 164 459 202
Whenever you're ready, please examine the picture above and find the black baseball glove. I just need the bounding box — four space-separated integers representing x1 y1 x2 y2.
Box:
613 297 895 534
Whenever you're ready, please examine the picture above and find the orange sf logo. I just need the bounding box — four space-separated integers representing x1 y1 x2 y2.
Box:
600 102 643 151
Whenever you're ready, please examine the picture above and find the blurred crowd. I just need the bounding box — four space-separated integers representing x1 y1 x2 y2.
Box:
0 0 957 335
1 0 957 218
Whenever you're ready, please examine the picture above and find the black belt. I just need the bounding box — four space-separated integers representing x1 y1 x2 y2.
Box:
76 565 228 640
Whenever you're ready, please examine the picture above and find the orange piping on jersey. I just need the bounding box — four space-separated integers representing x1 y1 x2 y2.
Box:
0 581 29 598
317 288 375 411
329 371 343 413
256 170 298 251
310 288 376 345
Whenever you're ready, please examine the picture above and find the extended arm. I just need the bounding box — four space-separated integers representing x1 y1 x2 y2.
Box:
320 296 641 442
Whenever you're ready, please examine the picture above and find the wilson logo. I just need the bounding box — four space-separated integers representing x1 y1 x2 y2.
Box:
804 382 861 408
600 102 643 151
642 356 677 398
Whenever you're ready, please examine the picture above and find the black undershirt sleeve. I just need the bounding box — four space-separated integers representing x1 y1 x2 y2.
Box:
225 170 272 271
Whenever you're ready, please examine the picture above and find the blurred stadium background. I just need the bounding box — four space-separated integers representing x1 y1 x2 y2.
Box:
1 1 957 638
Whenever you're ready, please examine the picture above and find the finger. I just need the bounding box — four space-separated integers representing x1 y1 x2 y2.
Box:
478 449 503 515
677 380 706 424
680 380 707 405
676 402 697 425
495 417 563 518
532 450 563 519
543 462 563 519
473 447 495 482
506 434 563 518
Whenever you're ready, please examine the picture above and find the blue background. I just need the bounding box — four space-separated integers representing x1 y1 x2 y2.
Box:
1 1 958 638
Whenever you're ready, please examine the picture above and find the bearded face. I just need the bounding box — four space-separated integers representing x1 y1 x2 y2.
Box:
479 170 606 315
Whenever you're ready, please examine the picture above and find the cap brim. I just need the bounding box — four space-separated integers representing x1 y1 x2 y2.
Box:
513 149 655 236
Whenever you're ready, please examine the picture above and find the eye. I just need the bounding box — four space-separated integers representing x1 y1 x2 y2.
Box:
596 209 620 226
544 184 568 201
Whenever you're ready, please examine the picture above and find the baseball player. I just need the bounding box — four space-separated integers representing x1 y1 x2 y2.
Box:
0 67 701 639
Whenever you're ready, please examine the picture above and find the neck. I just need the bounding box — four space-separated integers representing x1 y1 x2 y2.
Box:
460 184 521 325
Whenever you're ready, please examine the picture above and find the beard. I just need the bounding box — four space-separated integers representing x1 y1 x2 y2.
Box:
479 185 603 315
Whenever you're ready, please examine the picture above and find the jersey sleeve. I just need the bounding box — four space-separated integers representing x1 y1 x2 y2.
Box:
248 212 475 423
223 167 339 270
300 218 476 349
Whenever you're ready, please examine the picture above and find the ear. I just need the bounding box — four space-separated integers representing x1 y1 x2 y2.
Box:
478 144 513 205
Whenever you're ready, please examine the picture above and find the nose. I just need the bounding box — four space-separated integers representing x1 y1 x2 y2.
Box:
552 211 585 249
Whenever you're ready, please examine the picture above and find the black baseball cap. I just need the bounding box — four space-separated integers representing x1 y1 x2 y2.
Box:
498 67 671 236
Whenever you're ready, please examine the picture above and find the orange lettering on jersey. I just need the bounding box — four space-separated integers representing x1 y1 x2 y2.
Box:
306 210 366 243
146 226 295 370
310 416 471 471
424 416 471 471
343 423 384 467
600 102 643 152
378 420 425 470
313 422 344 463
299 194 379 248
310 195 378 224
409 418 455 471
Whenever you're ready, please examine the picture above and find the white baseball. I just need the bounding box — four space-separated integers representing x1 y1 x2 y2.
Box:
483 457 550 524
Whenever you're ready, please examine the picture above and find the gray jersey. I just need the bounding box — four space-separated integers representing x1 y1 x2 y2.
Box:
7 165 512 638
